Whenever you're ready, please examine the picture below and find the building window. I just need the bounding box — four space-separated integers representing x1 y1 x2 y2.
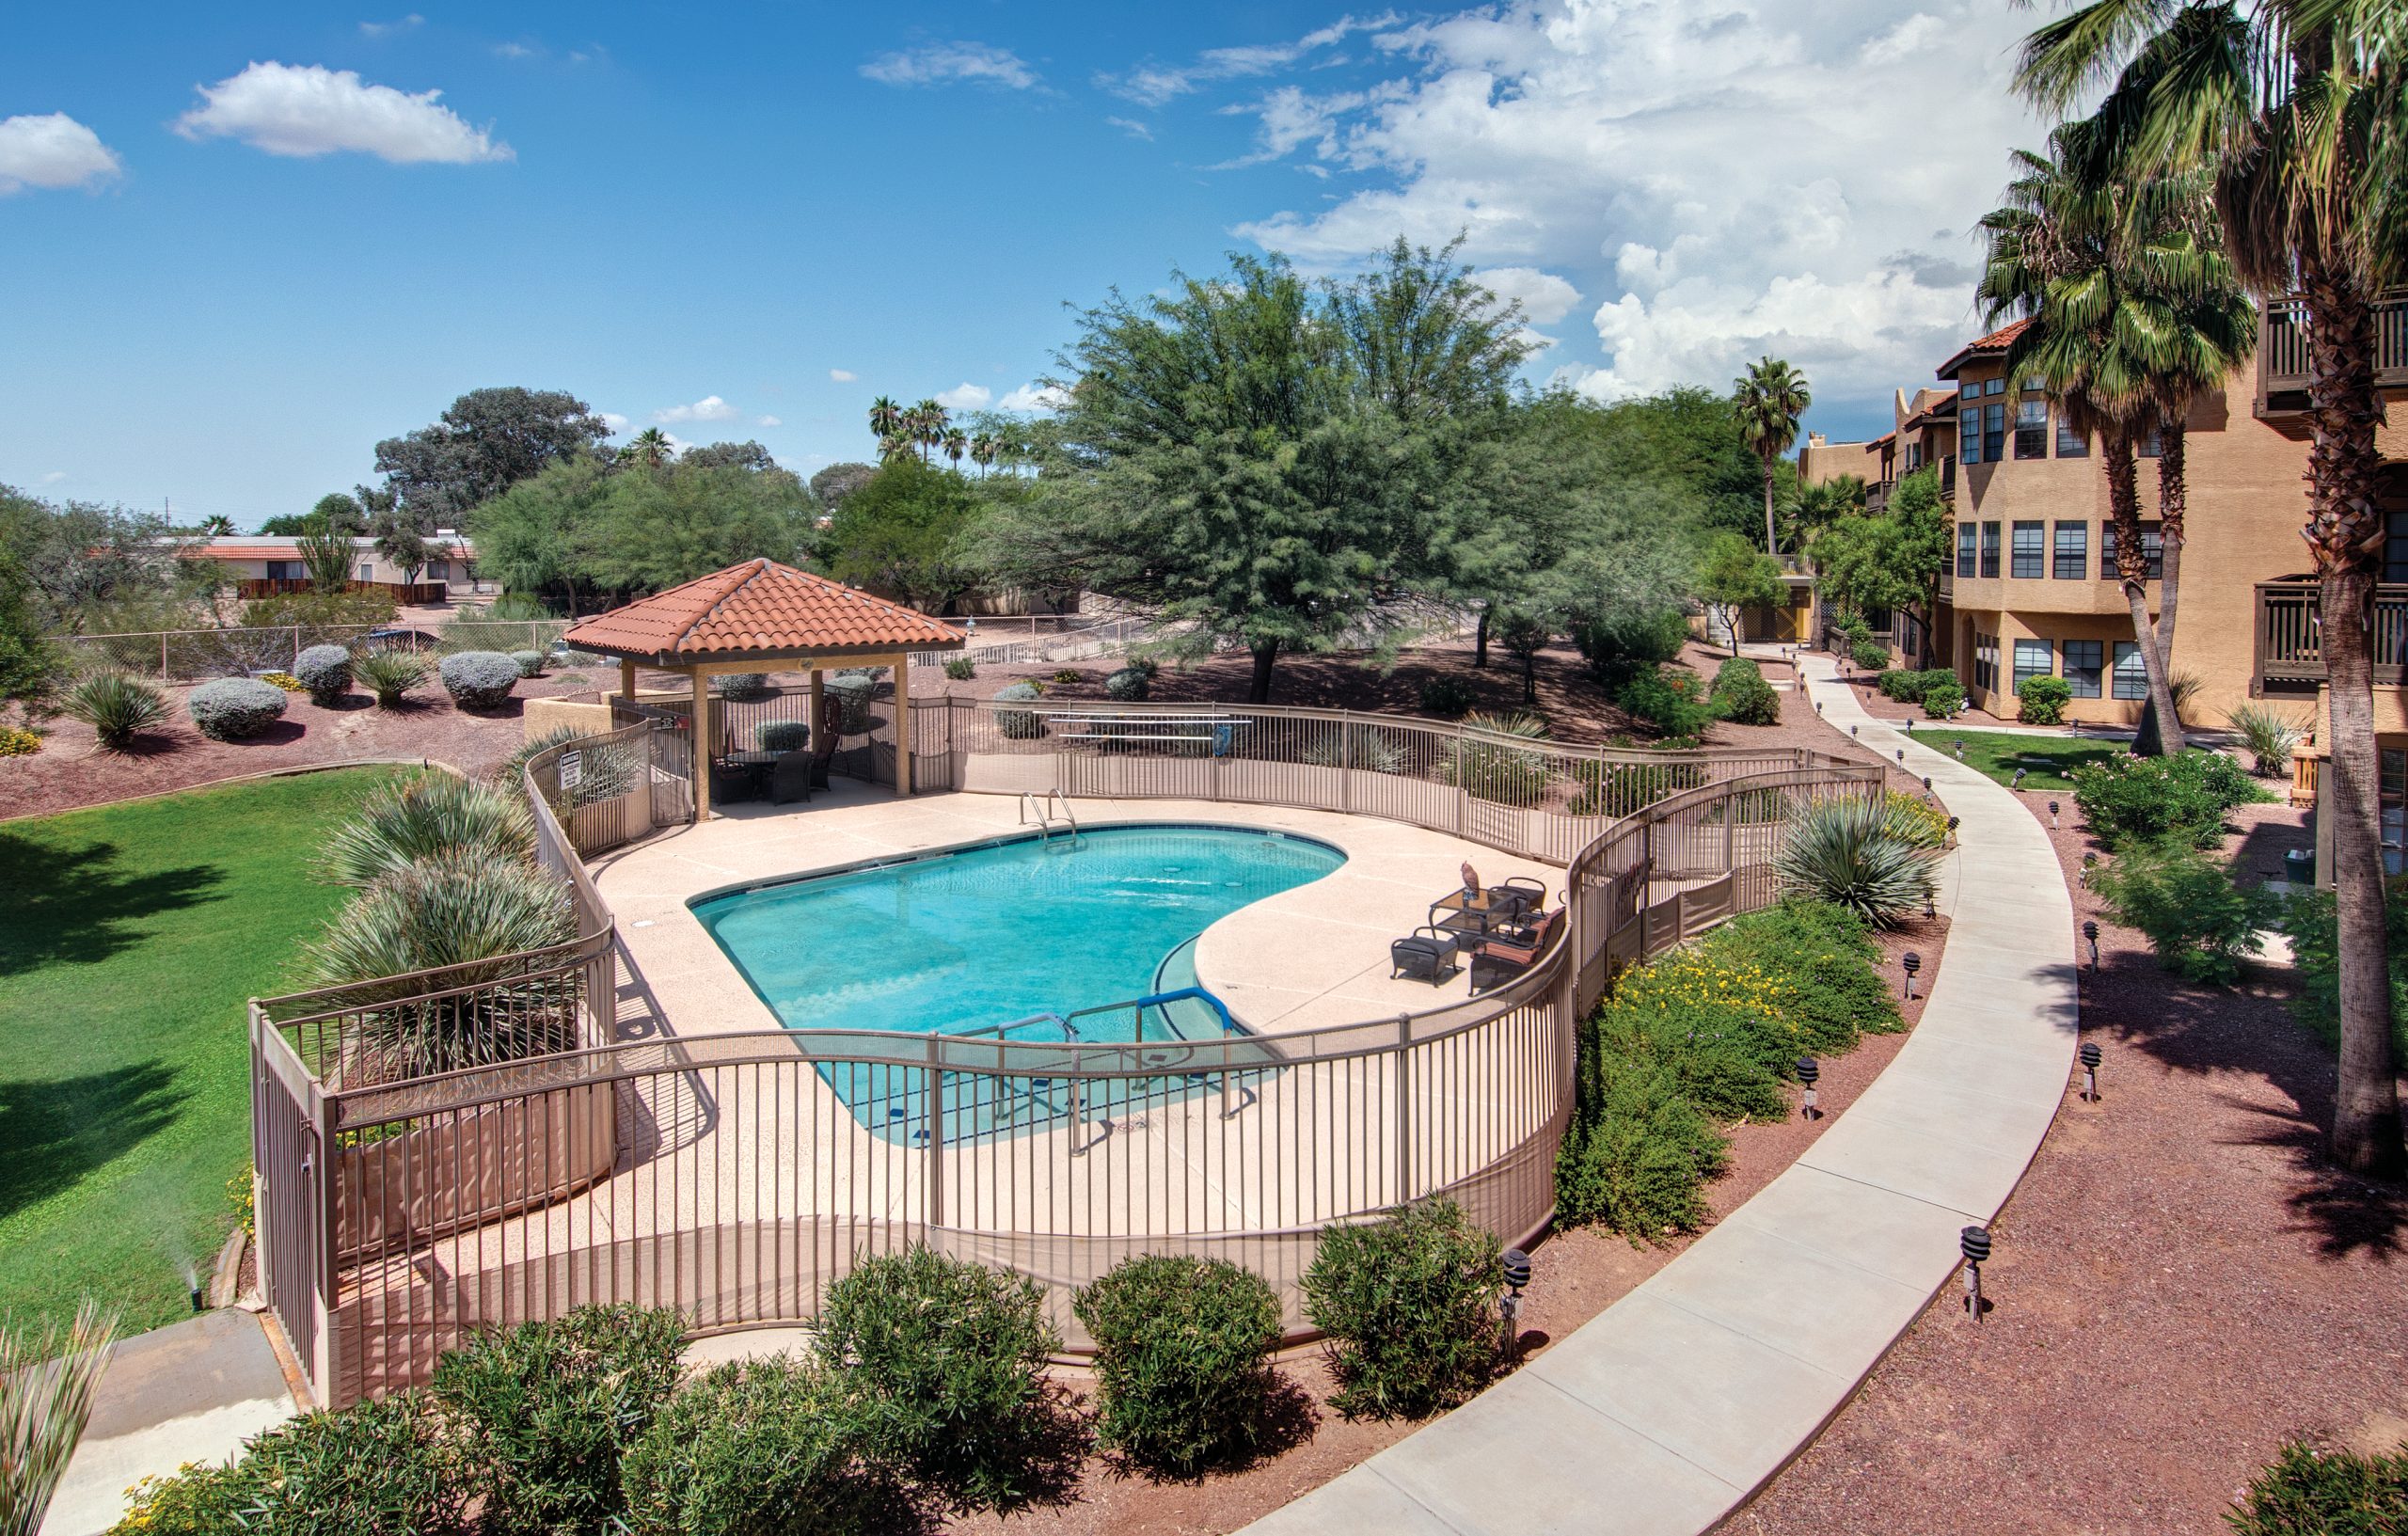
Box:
427 560 450 580
265 560 300 581
2013 639 2053 689
2052 521 2088 579
2011 521 2045 578
1984 377 2005 396
2385 749 2407 876
2063 639 2103 698
2386 508 2408 583
2099 522 2165 580
1957 521 1977 578
1971 632 2000 693
1960 406 1983 465
2112 641 2148 700
2055 414 2089 457
2015 400 2050 459
1980 521 2002 578
1984 402 2006 461
2138 419 2163 457
357 562 373 583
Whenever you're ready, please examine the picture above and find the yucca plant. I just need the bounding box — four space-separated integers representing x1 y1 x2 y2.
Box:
2226 703 2307 779
0 1302 117 1536
303 852 580 1077
1444 711 1553 806
496 725 640 808
352 650 427 709
1773 796 1941 928
1302 724 1407 775
318 773 535 888
61 672 171 752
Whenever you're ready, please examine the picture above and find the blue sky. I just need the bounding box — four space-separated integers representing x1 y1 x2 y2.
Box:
3 2 2043 527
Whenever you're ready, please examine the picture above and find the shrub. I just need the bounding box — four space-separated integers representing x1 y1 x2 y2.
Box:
1600 956 1793 1122
827 673 879 735
1709 657 1781 726
1616 666 1719 738
239 587 396 628
0 724 40 755
1304 1200 1499 1420
713 672 769 701
1303 723 1406 774
432 1305 688 1535
2015 673 2073 725
111 1392 462 1536
1834 612 1876 647
2086 839 2278 986
991 680 1045 740
1566 755 1705 816
2069 748 2259 850
510 648 547 679
1921 680 1966 719
187 676 288 740
1773 795 1941 927
438 650 522 710
1573 605 1688 689
2277 878 2408 1060
943 656 976 680
2228 1440 2408 1536
755 719 810 752
1075 1255 1285 1478
293 643 354 705
1051 668 1082 684
2228 703 2308 778
1104 663 1151 702
619 1358 887 1536
1851 641 1891 672
352 649 427 708
1881 790 1950 849
63 672 172 750
1556 1046 1730 1240
318 773 536 888
816 1247 1072 1513
1418 673 1475 718
1443 710 1553 805
1877 668 1958 705
1703 897 1902 1051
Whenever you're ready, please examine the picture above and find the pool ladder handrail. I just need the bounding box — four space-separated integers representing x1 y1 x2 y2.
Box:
1017 789 1080 843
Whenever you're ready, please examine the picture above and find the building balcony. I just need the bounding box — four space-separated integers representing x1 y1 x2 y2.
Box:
2257 296 2408 423
2254 576 2408 690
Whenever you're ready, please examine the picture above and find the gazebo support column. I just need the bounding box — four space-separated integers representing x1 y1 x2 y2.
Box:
895 655 912 797
618 657 636 704
691 668 712 821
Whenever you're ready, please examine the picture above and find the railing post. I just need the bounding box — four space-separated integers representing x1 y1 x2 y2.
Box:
1395 1013 1414 1200
924 1036 944 1230
1339 708 1353 813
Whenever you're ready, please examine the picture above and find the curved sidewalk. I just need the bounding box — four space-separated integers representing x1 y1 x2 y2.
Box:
1243 656 2077 1536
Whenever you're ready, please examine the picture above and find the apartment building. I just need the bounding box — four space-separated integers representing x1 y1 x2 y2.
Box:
185 533 479 600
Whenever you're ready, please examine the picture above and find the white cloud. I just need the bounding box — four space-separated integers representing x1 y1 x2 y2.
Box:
934 383 992 411
1473 265 1580 324
0 114 122 194
828 368 857 383
1225 0 2040 412
861 42 1038 90
1107 116 1155 141
756 414 783 427
176 62 513 164
1101 14 1396 106
999 382 1069 413
654 394 740 424
359 14 423 38
599 411 629 434
494 42 540 61
40 470 69 484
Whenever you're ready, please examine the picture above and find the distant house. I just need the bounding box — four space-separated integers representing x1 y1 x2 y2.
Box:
184 532 479 601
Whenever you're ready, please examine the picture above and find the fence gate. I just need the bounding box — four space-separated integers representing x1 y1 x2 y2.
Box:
610 703 696 828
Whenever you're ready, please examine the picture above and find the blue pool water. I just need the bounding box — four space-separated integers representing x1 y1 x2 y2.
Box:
691 824 1345 1044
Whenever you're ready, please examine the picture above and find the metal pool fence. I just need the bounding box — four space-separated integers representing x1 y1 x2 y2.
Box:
248 705 1877 1405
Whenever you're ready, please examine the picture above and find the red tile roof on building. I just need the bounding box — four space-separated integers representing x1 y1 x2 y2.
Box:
1937 317 2032 380
562 559 967 661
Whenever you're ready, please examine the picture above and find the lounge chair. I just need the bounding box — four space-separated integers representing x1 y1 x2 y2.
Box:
1389 925 1461 984
1468 908 1563 994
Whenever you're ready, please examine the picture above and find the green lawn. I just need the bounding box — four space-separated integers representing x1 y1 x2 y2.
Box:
1925 730 2125 793
0 767 411 1335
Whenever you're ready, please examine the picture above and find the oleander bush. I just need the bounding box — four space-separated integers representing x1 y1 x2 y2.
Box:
1615 667 1719 739
1921 680 1966 719
186 676 288 740
1851 641 1891 672
1418 673 1475 718
1104 663 1150 702
1709 656 1781 726
353 649 428 707
438 650 522 710
618 1358 889 1536
1555 1046 1730 1240
110 1393 462 1536
1565 754 1707 816
991 680 1044 740
1303 1199 1500 1421
1773 795 1941 926
2015 673 2073 725
2069 748 2261 850
2227 1439 2408 1536
510 648 547 679
816 1246 1077 1514
293 643 354 705
431 1305 689 1536
2086 839 2278 986
1074 1255 1286 1477
1877 667 1956 703
2228 703 2309 778
944 656 976 680
317 773 535 887
63 672 172 750
755 719 810 752
712 672 770 701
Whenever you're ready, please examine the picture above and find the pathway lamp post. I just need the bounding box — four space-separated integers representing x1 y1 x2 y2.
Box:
2012 768 2027 790
2049 799 2061 830
1796 1056 1820 1120
1902 951 1922 1000
1500 1246 1531 1364
1955 738 1966 761
1944 815 1960 847
2083 919 2099 972
1850 724 1859 738
2078 1041 2101 1101
1960 1225 1992 1320
1922 776 1933 794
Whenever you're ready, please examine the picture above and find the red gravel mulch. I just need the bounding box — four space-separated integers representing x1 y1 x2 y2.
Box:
1729 783 2408 1536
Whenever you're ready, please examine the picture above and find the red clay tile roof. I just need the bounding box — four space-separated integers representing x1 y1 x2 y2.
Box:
1937 317 2032 379
562 560 967 661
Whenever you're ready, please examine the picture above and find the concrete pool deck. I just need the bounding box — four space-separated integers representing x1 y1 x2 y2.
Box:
593 779 1559 1043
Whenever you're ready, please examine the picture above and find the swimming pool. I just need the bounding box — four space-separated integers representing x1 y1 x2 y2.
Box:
690 823 1346 1044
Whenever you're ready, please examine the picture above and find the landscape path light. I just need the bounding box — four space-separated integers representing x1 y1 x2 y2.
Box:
1923 775 1933 794
2012 767 2027 790
1500 1246 1532 1364
1850 724 1860 738
1955 738 1966 760
1902 950 1922 1000
1796 1056 1820 1120
2083 919 2099 971
2050 799 2061 830
2079 1040 2102 1101
1960 1226 1992 1320
1896 748 1907 765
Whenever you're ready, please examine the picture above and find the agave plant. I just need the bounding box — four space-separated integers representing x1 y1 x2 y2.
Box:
61 672 171 752
0 1302 116 1536
2226 704 2307 779
304 852 580 1078
1772 795 1941 928
1303 724 1407 775
352 650 427 708
318 773 535 888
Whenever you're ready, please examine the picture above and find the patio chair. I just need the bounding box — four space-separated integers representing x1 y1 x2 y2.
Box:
1389 925 1461 984
769 752 814 805
709 759 760 805
1468 908 1563 994
1486 875 1546 924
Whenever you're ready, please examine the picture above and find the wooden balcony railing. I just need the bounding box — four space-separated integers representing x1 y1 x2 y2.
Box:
2254 577 2408 689
2259 297 2408 408
236 578 450 604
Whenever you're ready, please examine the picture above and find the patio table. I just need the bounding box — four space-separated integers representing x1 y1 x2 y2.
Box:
1428 887 1531 939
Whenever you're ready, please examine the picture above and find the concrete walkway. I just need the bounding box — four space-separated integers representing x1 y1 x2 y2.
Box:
1243 654 2079 1536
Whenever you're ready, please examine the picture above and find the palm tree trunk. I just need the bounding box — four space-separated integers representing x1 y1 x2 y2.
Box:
2133 420 2190 754
1247 641 1279 705
2104 435 2182 755
1761 460 1779 556
1474 607 1489 668
2303 268 2404 1178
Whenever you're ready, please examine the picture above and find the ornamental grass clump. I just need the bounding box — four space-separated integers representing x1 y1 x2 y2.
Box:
2227 703 2308 778
61 672 171 751
618 1358 889 1536
293 643 354 705
186 675 288 740
1772 795 1941 927
1302 1199 1499 1420
438 649 522 710
352 649 427 708
2 1303 115 1536
317 773 535 888
2227 1439 2408 1536
110 1391 462 1536
1074 1255 1286 1478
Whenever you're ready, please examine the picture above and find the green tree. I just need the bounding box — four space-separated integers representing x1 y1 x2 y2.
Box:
1811 466 1952 665
1693 533 1785 654
809 461 879 510
257 513 313 536
822 456 984 611
683 440 776 472
2020 0 2405 1177
578 461 815 594
1732 357 1812 554
621 426 675 467
372 387 611 525
195 515 235 537
465 457 610 612
0 543 64 719
0 485 208 632
296 499 360 594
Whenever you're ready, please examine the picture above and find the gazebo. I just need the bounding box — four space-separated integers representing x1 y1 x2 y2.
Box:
561 559 968 819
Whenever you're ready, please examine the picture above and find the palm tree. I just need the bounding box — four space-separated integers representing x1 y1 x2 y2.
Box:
1733 357 1812 555
867 396 903 442
622 427 674 468
877 434 911 463
2019 0 2404 1178
970 433 997 477
941 427 968 470
1975 124 2255 757
1781 474 1866 553
911 399 946 464
198 514 235 537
